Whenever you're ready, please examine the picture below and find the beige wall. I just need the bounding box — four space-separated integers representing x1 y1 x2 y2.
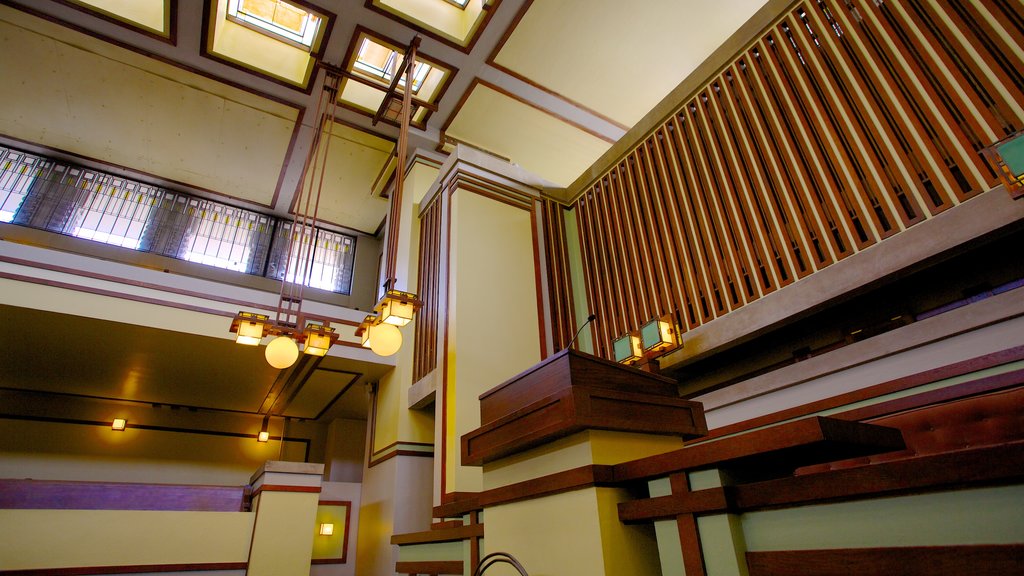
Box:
0 401 320 486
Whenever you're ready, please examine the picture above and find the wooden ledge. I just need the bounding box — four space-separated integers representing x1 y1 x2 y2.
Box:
391 523 483 545
614 416 905 482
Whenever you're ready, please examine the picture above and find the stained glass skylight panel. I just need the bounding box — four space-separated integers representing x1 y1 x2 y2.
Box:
227 0 321 49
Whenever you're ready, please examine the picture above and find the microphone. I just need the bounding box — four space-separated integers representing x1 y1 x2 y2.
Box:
566 314 597 350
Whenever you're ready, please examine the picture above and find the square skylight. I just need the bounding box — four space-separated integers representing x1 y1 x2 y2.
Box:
226 0 321 50
353 37 432 94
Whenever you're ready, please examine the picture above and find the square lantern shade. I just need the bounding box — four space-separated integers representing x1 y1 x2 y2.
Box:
640 318 676 353
230 312 270 345
356 315 378 349
996 135 1024 181
613 333 643 364
374 290 420 327
985 132 1024 199
111 418 127 431
319 523 335 536
303 323 337 356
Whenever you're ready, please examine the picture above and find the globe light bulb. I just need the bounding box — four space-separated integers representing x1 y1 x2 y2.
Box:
368 323 402 356
265 335 299 369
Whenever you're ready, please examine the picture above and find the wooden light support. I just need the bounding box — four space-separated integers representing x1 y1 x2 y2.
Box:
227 71 342 366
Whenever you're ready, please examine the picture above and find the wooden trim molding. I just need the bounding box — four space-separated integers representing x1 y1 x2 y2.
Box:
0 479 245 512
394 561 463 575
746 545 1024 576
619 441 1024 523
250 485 321 498
0 563 248 576
479 465 615 508
391 523 483 545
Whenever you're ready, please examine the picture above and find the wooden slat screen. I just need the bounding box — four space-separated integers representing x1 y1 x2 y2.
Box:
573 0 1024 360
542 198 575 350
413 199 443 383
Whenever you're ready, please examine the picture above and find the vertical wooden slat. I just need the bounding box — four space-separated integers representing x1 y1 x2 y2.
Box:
784 9 900 242
666 114 727 318
646 133 704 329
704 78 774 295
746 43 835 271
715 68 793 291
623 153 666 321
760 31 858 261
860 0 990 199
805 2 935 224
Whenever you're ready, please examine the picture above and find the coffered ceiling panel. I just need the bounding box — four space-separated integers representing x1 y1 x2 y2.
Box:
66 0 170 37
0 6 298 208
444 81 611 187
492 0 768 127
301 121 394 233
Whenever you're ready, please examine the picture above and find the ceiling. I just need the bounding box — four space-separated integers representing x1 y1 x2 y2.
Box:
0 0 769 428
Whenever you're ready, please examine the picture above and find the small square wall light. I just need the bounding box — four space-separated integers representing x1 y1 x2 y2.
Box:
984 132 1024 199
230 312 270 345
613 333 643 364
355 314 379 349
319 523 335 536
257 414 270 442
374 290 420 327
111 418 127 431
302 322 337 357
640 317 678 353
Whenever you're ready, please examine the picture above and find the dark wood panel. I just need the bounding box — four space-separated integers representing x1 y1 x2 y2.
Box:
619 441 1024 523
391 523 483 545
746 545 1024 576
433 492 481 519
614 416 904 482
478 465 615 508
465 350 706 466
479 348 678 425
0 479 245 512
733 441 1024 511
395 561 464 575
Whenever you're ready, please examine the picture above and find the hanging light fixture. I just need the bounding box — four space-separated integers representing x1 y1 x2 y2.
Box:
227 66 344 368
302 322 336 357
375 289 420 327
355 314 403 357
257 414 271 443
230 312 270 345
231 37 424 362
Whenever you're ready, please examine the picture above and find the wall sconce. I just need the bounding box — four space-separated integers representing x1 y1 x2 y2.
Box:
319 523 335 536
302 322 337 357
257 415 270 443
613 333 643 364
355 314 403 357
374 290 421 327
230 312 270 345
640 317 678 353
983 131 1024 199
111 418 127 431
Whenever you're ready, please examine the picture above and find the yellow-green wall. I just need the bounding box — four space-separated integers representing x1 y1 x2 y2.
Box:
446 188 541 494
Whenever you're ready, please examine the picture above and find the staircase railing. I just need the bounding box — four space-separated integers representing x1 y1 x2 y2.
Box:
473 552 529 576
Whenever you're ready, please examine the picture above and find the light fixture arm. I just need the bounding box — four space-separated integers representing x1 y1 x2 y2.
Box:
375 35 420 296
